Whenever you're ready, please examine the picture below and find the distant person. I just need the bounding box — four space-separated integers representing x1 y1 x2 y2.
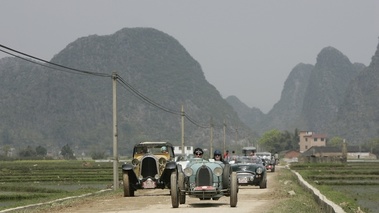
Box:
231 150 238 161
224 150 230 162
193 147 204 158
274 152 279 165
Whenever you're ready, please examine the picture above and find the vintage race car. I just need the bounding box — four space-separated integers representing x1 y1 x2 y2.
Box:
230 156 267 189
256 152 276 172
121 141 177 197
170 157 238 208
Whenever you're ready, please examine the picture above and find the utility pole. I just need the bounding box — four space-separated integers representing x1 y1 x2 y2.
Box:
112 72 119 190
223 119 226 154
181 105 185 155
210 117 214 157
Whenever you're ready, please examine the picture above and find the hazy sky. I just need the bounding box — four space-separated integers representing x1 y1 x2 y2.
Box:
1 1 379 113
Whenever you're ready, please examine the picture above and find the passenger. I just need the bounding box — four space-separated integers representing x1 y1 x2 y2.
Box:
193 147 204 158
214 150 228 164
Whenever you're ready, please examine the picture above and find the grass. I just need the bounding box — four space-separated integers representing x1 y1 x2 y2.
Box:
291 162 379 213
0 160 118 211
266 166 326 213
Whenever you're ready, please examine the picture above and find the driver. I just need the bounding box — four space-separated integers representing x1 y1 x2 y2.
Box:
193 147 204 158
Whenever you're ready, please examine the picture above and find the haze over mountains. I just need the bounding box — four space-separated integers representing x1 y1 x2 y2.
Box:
227 42 379 145
0 27 378 157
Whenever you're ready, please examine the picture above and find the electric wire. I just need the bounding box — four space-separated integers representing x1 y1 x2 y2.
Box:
0 48 93 76
0 44 111 77
117 75 181 115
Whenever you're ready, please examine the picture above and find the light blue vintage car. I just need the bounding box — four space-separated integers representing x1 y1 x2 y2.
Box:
169 157 238 208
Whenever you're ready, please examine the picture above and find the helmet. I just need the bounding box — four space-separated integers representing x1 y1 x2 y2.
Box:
193 147 203 155
161 146 167 152
214 150 222 155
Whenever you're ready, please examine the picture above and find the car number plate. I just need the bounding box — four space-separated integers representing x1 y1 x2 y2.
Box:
143 179 156 189
238 177 248 183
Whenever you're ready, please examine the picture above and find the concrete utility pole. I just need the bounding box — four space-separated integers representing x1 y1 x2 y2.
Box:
223 119 226 154
112 72 119 190
181 105 185 155
210 117 214 157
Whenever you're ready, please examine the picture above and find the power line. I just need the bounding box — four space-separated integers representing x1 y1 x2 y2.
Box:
0 44 111 77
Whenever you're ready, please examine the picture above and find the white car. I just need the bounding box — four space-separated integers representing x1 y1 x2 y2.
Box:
175 153 193 169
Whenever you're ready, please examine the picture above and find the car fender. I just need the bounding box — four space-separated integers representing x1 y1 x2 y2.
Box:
160 161 177 182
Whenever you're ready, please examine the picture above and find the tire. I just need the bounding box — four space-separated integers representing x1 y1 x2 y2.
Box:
230 172 238 207
170 172 179 208
259 174 267 189
222 164 231 189
122 173 134 197
178 172 186 204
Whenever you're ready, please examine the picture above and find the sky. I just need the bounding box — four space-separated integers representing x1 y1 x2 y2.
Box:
1 1 379 113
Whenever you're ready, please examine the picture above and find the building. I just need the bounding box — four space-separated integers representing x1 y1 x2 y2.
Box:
298 131 327 153
173 146 193 155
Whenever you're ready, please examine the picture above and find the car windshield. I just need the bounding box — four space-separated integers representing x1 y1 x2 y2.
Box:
235 156 263 164
175 154 194 161
134 145 173 157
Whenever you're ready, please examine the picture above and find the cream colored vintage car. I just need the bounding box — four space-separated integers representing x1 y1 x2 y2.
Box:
121 141 177 197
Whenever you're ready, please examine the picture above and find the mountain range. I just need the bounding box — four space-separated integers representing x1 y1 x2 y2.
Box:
1 27 378 157
227 42 379 145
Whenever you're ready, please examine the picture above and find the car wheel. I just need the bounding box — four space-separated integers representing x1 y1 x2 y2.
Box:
259 175 267 189
222 164 231 189
170 172 179 208
230 172 238 207
122 173 134 197
178 172 186 204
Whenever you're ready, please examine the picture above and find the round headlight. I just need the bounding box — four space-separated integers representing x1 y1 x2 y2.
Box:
184 167 193 177
256 167 263 174
159 157 166 165
132 159 139 166
214 167 223 176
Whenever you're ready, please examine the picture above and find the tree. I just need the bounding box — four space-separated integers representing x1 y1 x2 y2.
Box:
328 137 344 147
258 129 283 153
61 144 76 160
363 138 379 157
19 146 37 158
35 145 47 157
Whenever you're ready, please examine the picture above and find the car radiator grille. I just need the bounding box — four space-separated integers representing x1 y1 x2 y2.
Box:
141 157 158 178
196 166 212 186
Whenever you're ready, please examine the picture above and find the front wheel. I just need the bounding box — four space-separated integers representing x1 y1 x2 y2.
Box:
230 172 238 207
178 172 186 204
122 173 134 197
170 172 179 208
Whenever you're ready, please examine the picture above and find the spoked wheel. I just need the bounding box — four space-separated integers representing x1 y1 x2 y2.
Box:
178 172 186 204
230 172 238 207
170 172 179 208
122 173 134 197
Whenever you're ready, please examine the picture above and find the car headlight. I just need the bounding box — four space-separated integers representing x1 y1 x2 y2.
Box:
214 167 223 176
159 157 166 165
256 167 263 174
184 167 193 177
132 159 139 166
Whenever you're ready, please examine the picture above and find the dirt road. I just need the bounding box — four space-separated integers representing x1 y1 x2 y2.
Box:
46 167 280 213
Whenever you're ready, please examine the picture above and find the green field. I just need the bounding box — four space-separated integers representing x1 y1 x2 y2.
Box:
0 160 121 211
290 161 379 213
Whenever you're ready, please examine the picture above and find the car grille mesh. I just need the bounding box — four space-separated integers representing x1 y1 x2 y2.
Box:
141 157 157 178
196 166 212 186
